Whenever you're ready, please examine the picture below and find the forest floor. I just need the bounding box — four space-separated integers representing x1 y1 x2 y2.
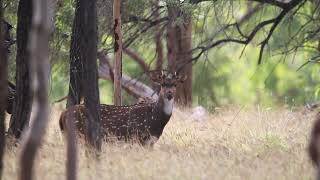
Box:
2 105 315 180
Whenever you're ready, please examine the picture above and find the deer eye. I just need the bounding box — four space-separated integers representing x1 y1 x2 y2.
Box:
162 83 174 87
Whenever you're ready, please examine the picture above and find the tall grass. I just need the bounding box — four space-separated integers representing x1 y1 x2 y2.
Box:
2 105 315 180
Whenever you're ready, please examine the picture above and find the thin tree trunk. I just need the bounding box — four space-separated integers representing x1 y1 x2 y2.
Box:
113 0 122 105
0 1 8 178
9 0 33 139
77 0 101 150
19 0 52 179
66 111 77 180
65 0 83 176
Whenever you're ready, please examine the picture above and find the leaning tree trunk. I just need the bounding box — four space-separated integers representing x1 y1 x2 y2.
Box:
0 1 8 178
19 0 52 179
9 0 33 138
167 7 192 107
77 0 101 150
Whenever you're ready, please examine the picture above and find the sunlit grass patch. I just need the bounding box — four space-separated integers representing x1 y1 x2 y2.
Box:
262 132 288 150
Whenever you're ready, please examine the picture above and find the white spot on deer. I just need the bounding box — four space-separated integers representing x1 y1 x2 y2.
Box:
163 98 174 115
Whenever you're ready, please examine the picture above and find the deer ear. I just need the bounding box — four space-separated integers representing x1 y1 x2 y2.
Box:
177 75 187 83
150 72 163 84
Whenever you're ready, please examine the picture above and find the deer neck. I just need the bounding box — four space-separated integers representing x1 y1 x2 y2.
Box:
156 94 174 116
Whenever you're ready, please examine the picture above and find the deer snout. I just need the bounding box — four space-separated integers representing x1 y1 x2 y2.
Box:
166 91 173 100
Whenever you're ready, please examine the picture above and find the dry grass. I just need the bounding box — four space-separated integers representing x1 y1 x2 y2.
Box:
2 105 316 180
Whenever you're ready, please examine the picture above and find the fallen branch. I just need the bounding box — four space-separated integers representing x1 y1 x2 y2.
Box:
98 53 158 101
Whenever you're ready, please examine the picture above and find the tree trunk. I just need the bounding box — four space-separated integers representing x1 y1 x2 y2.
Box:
77 0 101 150
9 0 33 139
65 0 82 175
19 0 52 179
175 19 192 107
166 8 178 72
154 0 163 71
0 2 8 178
66 0 83 108
166 7 192 107
113 0 122 105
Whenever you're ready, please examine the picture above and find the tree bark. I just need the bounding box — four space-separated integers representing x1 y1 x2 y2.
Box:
19 0 52 179
113 0 122 105
0 1 8 178
9 0 33 139
77 0 101 150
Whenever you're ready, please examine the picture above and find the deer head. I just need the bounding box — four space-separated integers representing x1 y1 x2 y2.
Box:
150 70 186 115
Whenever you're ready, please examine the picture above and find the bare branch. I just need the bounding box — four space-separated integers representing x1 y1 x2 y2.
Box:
180 0 304 69
102 17 169 53
237 4 264 24
249 0 288 8
257 8 289 64
190 17 277 62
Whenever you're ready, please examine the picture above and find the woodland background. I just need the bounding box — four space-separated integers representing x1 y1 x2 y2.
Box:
5 0 320 109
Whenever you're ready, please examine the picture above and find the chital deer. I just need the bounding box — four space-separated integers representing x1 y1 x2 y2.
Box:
309 112 320 180
59 71 186 146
